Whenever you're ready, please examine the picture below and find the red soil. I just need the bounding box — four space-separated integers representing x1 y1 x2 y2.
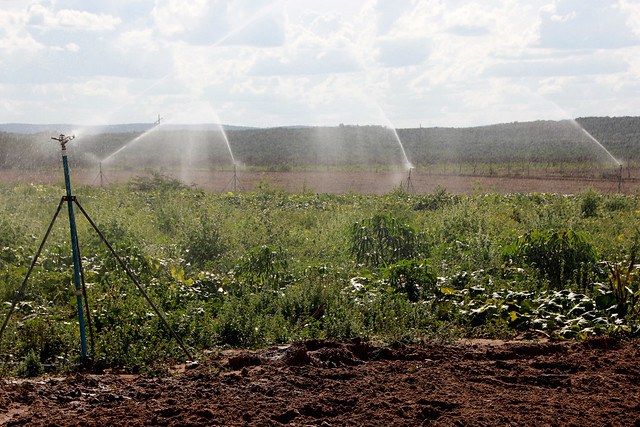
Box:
1 338 638 426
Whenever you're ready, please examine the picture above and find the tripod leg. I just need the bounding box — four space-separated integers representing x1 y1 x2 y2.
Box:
76 245 96 358
73 200 193 360
0 198 65 348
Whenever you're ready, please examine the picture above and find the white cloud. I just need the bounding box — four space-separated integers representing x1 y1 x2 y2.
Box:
151 0 212 38
376 37 429 68
27 5 121 32
1 0 639 127
65 42 79 52
486 53 629 78
0 8 43 53
219 10 285 47
149 0 283 46
249 49 359 76
538 0 640 49
375 0 413 36
620 0 640 37
115 28 159 52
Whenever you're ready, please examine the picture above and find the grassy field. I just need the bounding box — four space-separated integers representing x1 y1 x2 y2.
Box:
0 174 638 376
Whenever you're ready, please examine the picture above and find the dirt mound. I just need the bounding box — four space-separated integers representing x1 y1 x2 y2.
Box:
1 338 638 426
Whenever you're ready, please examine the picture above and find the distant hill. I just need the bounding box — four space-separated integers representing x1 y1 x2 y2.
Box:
0 117 637 169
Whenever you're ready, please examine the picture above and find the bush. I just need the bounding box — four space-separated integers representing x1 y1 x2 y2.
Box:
16 317 73 364
351 214 428 268
382 259 437 301
603 195 631 212
0 218 21 249
17 350 44 378
413 186 459 211
128 171 187 192
183 214 226 268
579 188 599 218
234 245 290 289
503 229 598 289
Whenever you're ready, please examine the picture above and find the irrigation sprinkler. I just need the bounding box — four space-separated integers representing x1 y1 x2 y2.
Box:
618 164 623 193
54 134 89 360
404 167 415 193
224 163 243 192
0 134 193 367
92 161 105 187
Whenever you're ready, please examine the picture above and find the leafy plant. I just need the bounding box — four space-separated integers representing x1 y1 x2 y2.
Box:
17 350 44 378
579 188 599 218
0 218 21 249
599 238 640 319
234 245 290 289
382 259 437 302
16 317 73 364
413 186 459 211
2 183 640 372
128 171 187 192
183 214 226 268
351 214 428 267
503 229 598 289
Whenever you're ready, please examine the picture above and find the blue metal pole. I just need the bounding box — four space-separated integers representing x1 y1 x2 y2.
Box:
57 136 88 360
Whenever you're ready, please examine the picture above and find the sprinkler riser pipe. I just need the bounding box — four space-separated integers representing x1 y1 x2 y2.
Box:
61 149 89 360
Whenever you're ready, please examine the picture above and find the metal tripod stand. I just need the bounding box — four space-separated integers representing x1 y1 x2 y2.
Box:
0 134 192 365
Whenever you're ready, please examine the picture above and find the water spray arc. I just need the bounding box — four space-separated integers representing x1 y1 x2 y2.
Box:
578 127 621 166
575 124 625 192
0 135 193 364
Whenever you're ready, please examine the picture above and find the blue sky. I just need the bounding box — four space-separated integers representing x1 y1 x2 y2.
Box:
1 0 639 127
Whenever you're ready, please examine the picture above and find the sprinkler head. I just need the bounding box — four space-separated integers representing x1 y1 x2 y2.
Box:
51 134 75 149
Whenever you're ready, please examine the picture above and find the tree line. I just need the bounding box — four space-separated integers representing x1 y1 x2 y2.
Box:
0 117 636 170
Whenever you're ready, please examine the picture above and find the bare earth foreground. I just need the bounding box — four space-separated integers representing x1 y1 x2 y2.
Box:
0 338 638 426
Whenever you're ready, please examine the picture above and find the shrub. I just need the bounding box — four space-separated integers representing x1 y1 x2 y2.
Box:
413 186 459 211
17 350 44 378
234 245 290 289
16 317 73 364
0 218 21 249
579 188 599 218
382 259 437 301
503 229 598 289
351 214 428 268
183 214 226 268
128 171 187 192
603 194 631 212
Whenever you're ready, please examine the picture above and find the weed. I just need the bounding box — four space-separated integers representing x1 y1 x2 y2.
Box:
128 171 187 192
413 186 459 211
17 350 44 378
183 214 226 268
579 188 599 218
234 245 290 290
351 213 428 267
503 229 598 289
382 259 437 302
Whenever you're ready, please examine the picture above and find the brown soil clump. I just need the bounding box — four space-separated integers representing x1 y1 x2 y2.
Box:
0 338 638 426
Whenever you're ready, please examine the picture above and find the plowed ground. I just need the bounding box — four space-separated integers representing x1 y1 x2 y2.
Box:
0 338 638 426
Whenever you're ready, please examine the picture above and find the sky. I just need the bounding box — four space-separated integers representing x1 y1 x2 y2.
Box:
1 0 639 128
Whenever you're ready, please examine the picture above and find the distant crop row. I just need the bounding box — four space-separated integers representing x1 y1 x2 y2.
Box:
0 177 638 376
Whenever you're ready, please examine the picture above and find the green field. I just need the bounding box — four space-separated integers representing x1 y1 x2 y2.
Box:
0 175 638 376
